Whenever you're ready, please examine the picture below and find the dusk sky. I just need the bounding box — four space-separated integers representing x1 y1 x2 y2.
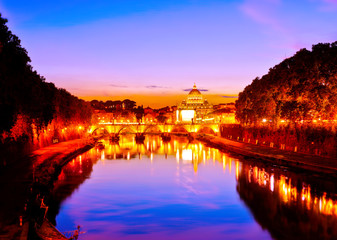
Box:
1 0 337 107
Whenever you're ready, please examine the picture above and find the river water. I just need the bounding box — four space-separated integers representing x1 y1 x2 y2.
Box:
49 135 337 240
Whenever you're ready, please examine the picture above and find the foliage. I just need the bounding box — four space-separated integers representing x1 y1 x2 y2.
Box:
91 99 136 111
156 114 168 123
0 13 92 145
235 42 337 125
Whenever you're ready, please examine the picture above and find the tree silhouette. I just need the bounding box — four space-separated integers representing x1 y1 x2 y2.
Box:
0 13 92 144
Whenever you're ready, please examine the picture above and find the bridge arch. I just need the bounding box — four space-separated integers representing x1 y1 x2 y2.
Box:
143 125 163 134
90 123 219 136
197 126 216 135
117 126 138 135
171 125 189 133
91 127 110 136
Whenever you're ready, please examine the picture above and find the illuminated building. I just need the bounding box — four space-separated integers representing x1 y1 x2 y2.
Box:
176 84 213 123
144 113 156 123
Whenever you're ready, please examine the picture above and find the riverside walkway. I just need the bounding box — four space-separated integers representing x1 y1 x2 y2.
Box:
198 135 337 175
32 138 93 167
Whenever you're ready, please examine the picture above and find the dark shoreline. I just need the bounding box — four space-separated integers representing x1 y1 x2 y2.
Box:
21 140 95 240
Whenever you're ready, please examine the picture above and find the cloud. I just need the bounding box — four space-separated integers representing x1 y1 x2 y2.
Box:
109 84 128 88
238 0 308 55
319 0 337 11
183 88 208 92
221 95 238 98
68 87 80 91
323 0 337 5
239 0 286 33
145 85 169 89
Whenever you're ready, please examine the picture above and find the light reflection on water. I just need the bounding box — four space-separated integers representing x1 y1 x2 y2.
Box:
245 166 337 216
51 135 337 240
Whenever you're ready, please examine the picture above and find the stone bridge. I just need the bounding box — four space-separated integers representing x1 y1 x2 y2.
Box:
89 123 219 136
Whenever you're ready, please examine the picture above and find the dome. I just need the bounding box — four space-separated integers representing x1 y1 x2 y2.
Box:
188 84 201 95
177 83 213 123
186 84 203 105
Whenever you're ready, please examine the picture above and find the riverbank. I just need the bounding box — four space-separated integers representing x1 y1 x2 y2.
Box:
31 138 94 181
197 134 337 176
28 138 95 240
220 124 337 158
0 138 95 240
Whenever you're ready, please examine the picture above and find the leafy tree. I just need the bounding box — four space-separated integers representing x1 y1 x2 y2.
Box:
156 114 168 123
236 41 337 126
0 13 92 143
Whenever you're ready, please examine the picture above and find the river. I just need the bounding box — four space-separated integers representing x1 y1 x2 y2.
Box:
48 135 337 240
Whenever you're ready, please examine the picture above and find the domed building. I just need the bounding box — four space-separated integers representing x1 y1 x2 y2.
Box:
176 84 213 123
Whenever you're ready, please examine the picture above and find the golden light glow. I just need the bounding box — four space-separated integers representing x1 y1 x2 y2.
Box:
243 165 337 217
223 155 226 172
180 110 195 122
235 161 240 180
93 135 233 174
81 93 236 109
182 149 193 161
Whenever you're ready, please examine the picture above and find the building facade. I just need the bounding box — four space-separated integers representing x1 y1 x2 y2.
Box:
176 84 214 123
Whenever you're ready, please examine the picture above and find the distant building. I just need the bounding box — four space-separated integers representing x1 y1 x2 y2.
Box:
213 103 235 110
144 107 154 115
212 103 237 124
144 113 157 123
176 84 213 123
157 106 171 115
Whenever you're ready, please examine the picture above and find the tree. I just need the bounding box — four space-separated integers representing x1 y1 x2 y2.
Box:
156 114 168 124
0 13 92 143
236 41 337 126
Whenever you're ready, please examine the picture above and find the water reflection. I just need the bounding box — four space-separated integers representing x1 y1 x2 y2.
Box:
237 162 337 239
48 152 95 225
51 135 337 240
91 136 229 174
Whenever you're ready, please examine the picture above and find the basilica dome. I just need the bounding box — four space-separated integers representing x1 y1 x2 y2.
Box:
176 83 213 123
188 84 201 96
186 84 203 105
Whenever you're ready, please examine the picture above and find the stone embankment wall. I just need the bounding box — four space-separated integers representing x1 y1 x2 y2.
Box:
220 124 337 158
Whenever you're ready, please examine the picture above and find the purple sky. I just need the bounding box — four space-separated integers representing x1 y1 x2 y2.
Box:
1 0 337 106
